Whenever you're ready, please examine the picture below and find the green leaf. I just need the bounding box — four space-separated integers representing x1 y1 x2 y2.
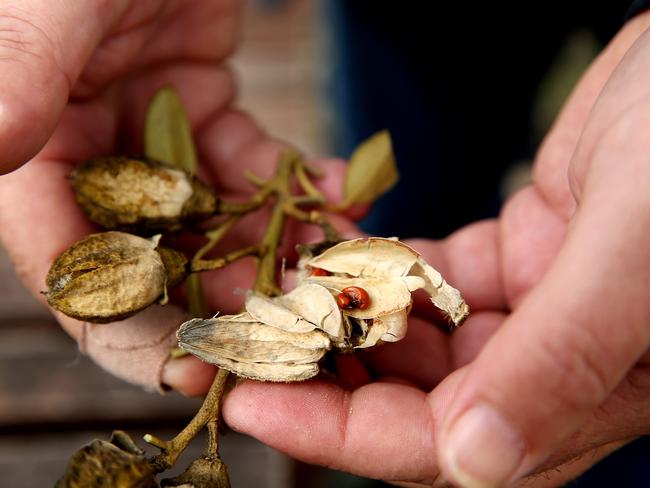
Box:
340 130 398 208
144 87 207 319
144 87 198 175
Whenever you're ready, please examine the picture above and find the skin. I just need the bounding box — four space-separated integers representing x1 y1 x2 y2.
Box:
0 1 650 486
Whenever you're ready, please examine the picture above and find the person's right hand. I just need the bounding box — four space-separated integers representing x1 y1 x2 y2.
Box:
0 0 357 393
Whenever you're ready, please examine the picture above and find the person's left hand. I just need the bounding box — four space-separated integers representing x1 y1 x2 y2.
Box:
0 0 358 393
221 11 650 487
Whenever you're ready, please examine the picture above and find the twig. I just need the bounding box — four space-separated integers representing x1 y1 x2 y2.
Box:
252 149 301 296
244 169 267 187
191 245 260 273
284 204 341 242
217 185 274 215
295 161 325 202
147 368 230 472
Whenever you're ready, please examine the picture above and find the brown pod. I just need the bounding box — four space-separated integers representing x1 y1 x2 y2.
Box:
45 232 187 323
71 156 217 232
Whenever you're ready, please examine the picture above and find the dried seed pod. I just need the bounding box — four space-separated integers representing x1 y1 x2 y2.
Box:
71 156 217 232
46 232 187 323
161 456 230 488
55 431 156 488
306 237 469 326
177 314 331 382
246 284 345 340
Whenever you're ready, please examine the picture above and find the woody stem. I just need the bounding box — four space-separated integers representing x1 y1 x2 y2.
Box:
146 368 230 472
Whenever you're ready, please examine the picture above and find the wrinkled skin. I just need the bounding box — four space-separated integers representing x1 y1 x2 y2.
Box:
1 1 650 486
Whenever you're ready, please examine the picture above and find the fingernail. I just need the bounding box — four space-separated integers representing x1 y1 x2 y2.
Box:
443 404 525 488
162 356 217 397
161 357 187 395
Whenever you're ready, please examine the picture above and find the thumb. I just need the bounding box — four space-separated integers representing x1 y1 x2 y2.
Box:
0 1 125 172
437 183 650 486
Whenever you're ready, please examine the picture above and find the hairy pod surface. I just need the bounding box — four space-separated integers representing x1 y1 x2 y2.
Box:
71 157 217 232
46 232 187 323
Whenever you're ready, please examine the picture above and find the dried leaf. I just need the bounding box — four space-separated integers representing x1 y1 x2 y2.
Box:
339 130 398 208
144 86 198 174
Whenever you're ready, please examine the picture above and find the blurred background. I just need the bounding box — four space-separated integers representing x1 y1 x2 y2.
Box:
1 0 648 486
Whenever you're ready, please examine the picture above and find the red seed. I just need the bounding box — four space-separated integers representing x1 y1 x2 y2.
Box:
337 286 370 310
336 292 352 309
310 267 332 277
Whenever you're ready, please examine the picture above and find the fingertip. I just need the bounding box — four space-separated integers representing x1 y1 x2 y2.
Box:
162 355 217 397
222 379 347 438
0 94 62 173
310 158 371 220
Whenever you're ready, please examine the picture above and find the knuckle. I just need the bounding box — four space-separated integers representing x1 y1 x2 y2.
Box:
0 10 71 89
0 12 52 61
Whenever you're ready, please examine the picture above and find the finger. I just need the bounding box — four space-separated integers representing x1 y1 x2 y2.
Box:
117 62 236 153
197 111 297 199
518 440 630 488
197 109 359 209
139 0 239 66
162 355 218 397
223 379 440 484
407 219 508 319
360 311 504 391
437 180 650 486
63 304 192 392
359 316 451 390
0 0 127 172
448 311 505 369
533 10 650 219
499 186 567 307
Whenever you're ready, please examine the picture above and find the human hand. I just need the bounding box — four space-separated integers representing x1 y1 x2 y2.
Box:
221 10 650 487
0 0 356 393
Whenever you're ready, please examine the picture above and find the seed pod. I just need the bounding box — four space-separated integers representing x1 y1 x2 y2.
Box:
55 431 156 488
306 237 470 326
46 232 187 323
177 314 331 382
71 156 217 232
161 456 230 488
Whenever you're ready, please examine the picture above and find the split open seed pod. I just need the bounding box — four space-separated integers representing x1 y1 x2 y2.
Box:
71 156 217 232
45 231 187 323
299 237 469 347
